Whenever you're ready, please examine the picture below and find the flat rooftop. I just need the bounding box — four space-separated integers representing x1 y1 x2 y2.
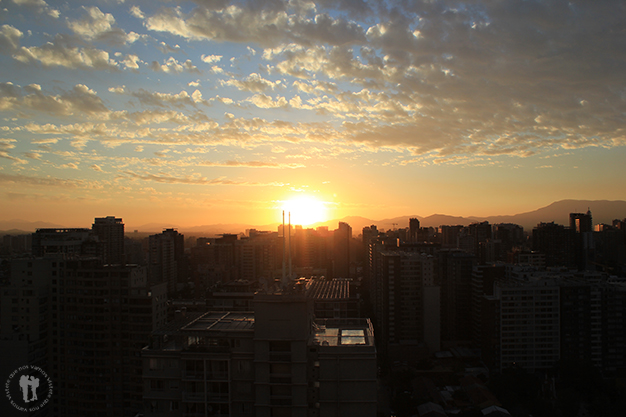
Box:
310 319 374 347
182 312 255 332
306 279 351 300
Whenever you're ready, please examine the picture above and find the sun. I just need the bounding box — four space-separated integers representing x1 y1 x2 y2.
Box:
280 196 328 226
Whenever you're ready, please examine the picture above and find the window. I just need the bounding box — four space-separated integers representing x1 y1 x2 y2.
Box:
149 358 161 370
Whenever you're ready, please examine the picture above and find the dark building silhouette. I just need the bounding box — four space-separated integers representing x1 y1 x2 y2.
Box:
493 223 525 255
31 228 98 258
570 210 594 270
1 256 168 417
409 218 420 242
437 249 476 343
440 225 463 248
149 229 185 294
332 222 352 278
471 264 506 348
92 216 125 265
532 222 575 268
142 289 377 417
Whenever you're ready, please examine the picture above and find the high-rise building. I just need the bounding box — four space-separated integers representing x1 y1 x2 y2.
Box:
570 210 594 270
437 249 476 343
532 222 575 268
1 255 168 417
142 290 377 417
495 278 561 372
409 218 420 242
149 229 185 294
51 258 168 416
332 222 352 278
1 258 57 417
31 228 96 257
92 216 125 265
372 250 438 356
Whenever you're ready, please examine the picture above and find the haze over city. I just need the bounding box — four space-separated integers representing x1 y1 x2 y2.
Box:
1 0 626 228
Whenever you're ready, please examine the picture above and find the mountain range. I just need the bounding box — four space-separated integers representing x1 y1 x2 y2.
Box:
2 200 625 236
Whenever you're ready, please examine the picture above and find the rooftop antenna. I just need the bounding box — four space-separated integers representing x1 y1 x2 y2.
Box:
289 211 293 280
282 210 286 288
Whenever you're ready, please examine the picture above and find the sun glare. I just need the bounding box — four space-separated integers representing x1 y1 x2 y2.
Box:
280 196 328 226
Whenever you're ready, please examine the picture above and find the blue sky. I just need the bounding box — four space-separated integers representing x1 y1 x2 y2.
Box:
1 0 626 228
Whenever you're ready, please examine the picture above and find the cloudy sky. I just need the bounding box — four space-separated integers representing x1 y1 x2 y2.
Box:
1 0 625 228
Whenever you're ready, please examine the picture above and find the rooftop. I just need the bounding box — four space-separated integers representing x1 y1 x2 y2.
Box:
182 312 255 332
310 319 375 347
306 279 351 299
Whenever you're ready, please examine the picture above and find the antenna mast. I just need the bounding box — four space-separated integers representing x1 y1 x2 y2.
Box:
289 212 292 280
282 210 286 288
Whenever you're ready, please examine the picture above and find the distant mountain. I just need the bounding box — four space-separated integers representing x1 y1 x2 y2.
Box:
0 219 64 233
129 223 181 233
478 200 626 230
5 199 625 237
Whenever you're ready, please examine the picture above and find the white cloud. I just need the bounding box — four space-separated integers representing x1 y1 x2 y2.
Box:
0 24 23 52
68 7 115 40
12 0 59 19
14 38 118 70
129 5 144 19
221 73 281 93
108 85 126 94
1 82 108 116
151 57 199 73
201 54 222 63
121 54 141 70
246 94 288 109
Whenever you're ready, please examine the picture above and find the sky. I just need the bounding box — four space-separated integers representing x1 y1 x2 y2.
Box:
1 0 626 228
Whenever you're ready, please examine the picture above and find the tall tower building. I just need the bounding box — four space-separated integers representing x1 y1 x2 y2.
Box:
1 255 168 417
495 278 560 372
332 222 352 278
374 251 438 357
409 218 420 242
149 229 185 294
532 222 575 268
92 216 125 264
437 249 476 342
570 210 594 270
51 259 168 416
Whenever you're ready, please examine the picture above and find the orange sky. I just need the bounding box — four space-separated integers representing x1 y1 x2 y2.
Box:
2 1 626 229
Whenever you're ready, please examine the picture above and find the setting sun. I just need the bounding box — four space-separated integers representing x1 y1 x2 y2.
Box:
280 196 328 226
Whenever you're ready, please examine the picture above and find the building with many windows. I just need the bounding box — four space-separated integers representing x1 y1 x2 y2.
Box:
142 289 377 417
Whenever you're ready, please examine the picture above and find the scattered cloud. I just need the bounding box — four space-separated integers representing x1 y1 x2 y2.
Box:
151 57 199 73
14 37 118 70
1 82 108 116
221 73 281 93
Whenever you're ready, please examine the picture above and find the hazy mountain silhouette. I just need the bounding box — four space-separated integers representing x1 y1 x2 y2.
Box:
477 200 626 230
0 219 64 234
3 200 625 236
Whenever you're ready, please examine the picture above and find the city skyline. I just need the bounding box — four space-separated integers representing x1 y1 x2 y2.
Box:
2 1 626 228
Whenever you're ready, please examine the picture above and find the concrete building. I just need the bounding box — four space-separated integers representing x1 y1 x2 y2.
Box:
332 222 352 278
51 258 168 416
437 249 475 343
373 250 439 357
1 255 168 417
305 278 360 319
1 257 57 417
142 290 377 417
532 222 575 268
149 229 185 294
92 216 125 265
495 278 561 371
31 228 96 257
